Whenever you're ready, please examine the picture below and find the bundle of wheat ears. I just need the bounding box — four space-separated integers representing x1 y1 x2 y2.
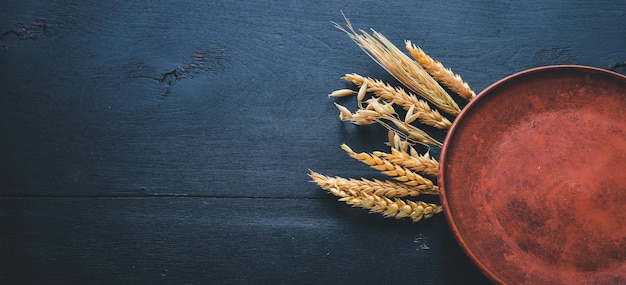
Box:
309 16 476 223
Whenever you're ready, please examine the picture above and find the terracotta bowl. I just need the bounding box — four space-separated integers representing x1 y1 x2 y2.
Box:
439 65 626 284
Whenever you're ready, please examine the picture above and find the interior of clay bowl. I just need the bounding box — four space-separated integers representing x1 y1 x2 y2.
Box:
439 65 626 285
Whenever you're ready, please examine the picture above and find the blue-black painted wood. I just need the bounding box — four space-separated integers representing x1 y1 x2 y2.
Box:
1 1 625 284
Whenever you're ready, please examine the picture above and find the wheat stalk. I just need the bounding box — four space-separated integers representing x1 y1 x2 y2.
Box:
309 171 437 197
406 41 476 101
375 115 443 147
343 73 452 129
334 16 461 115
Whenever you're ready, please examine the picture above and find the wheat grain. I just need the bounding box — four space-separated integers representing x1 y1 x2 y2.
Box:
328 89 355 98
406 41 476 101
334 17 461 115
357 78 368 104
387 131 402 150
343 73 452 129
349 110 376 125
334 103 354 121
365 97 395 116
405 104 416 122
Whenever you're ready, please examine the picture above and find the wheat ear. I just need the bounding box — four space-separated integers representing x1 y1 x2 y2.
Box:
343 73 452 129
375 148 439 177
341 144 437 190
334 17 461 115
406 42 476 101
309 171 437 197
321 185 442 222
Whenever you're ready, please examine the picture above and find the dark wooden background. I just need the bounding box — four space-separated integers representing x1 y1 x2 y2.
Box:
1 1 625 284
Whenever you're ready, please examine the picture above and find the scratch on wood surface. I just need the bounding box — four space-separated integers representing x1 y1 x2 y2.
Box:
532 46 581 66
0 19 58 49
157 47 227 85
111 46 228 96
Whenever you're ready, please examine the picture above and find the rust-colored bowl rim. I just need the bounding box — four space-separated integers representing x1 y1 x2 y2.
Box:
439 65 626 284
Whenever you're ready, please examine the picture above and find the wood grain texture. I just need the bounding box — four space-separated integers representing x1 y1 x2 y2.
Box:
1 0 625 283
0 197 488 284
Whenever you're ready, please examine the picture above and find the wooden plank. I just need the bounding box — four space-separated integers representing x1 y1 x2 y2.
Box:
0 197 491 284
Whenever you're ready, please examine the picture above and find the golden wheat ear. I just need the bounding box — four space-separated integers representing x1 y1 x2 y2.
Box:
340 144 437 191
375 149 439 178
385 132 440 177
341 190 442 222
310 170 441 222
309 171 437 198
406 41 476 101
333 15 461 115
